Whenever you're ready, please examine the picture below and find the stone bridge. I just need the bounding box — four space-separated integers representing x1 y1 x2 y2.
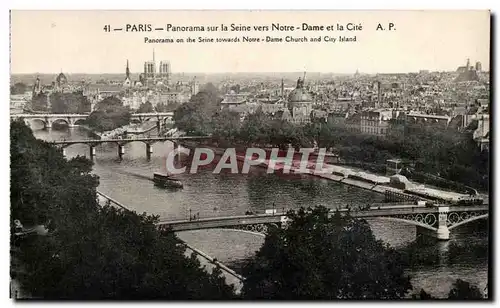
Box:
51 136 211 159
10 113 89 128
157 204 489 241
10 112 174 129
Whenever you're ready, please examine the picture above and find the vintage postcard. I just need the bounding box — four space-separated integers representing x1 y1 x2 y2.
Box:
10 10 490 300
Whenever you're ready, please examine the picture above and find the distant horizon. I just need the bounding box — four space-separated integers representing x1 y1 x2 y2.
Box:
10 67 488 76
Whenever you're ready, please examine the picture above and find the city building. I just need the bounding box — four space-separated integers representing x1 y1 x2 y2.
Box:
455 58 480 82
56 72 68 89
32 76 42 96
473 114 489 151
123 60 132 87
405 112 451 128
139 50 171 87
359 109 394 136
220 92 249 109
191 77 200 96
10 92 32 113
456 58 471 73
475 61 482 72
284 76 313 124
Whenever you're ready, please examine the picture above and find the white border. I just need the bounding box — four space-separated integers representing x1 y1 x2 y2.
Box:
2 1 498 307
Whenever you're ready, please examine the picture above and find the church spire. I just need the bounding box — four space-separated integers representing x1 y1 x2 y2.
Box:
126 59 130 79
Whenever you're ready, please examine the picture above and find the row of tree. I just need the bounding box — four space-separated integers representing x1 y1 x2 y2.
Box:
137 101 181 113
30 91 92 114
10 119 487 300
312 121 489 190
173 83 224 135
173 83 315 149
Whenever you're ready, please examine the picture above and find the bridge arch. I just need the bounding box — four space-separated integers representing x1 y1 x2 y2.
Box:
59 142 98 150
448 213 488 230
163 116 174 125
220 228 266 237
370 216 438 231
61 141 116 148
26 118 48 129
132 139 176 146
74 119 86 125
52 118 70 126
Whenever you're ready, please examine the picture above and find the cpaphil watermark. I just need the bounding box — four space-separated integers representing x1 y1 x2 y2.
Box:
164 147 334 175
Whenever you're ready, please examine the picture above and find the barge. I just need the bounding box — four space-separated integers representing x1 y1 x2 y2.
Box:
153 172 183 189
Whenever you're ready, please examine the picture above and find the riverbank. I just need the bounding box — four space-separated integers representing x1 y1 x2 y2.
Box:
204 147 432 203
178 139 481 204
186 145 475 204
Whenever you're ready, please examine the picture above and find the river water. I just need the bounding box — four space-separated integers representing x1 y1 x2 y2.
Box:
33 126 489 299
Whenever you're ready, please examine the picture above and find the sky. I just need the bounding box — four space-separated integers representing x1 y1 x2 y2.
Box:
10 10 491 74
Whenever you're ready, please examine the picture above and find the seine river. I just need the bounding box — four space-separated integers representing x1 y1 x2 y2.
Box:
33 126 489 298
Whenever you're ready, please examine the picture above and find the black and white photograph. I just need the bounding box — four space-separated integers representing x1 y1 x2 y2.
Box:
9 9 491 300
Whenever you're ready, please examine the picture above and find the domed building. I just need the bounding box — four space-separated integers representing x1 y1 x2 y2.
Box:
56 72 67 86
284 77 313 124
288 78 312 102
54 72 69 92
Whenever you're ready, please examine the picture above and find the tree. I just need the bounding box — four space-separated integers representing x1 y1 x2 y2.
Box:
230 84 241 94
307 117 490 191
238 108 272 146
49 91 91 114
84 96 131 132
411 289 435 300
31 93 49 112
137 101 154 113
212 109 241 141
447 279 484 300
11 82 28 95
241 206 412 299
11 120 237 299
156 102 180 112
173 83 222 135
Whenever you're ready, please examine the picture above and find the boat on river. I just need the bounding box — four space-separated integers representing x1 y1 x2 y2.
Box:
153 172 183 189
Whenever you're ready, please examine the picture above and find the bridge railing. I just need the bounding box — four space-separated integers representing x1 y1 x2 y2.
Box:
51 135 213 145
10 113 90 117
181 241 244 283
157 204 422 226
96 191 131 211
158 203 491 230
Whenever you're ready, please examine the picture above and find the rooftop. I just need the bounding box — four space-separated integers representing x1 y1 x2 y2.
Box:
407 112 450 120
